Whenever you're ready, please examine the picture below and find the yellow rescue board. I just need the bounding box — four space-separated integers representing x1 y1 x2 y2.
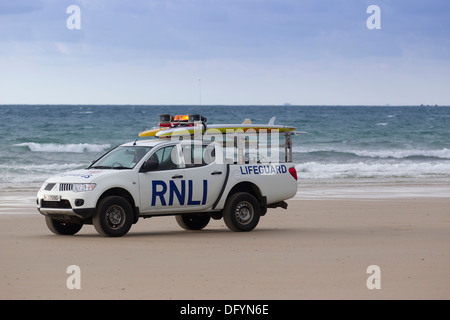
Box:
138 128 165 137
155 124 296 137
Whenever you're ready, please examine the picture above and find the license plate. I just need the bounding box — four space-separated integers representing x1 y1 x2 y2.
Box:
44 194 61 201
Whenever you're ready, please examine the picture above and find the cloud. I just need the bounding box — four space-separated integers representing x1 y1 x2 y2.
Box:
2 0 449 61
1 0 450 105
55 42 70 54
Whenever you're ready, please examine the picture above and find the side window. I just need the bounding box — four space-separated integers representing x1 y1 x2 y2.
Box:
181 144 216 168
203 144 216 165
148 146 180 171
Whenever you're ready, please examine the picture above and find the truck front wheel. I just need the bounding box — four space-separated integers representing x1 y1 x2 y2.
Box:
223 192 260 232
45 216 83 235
93 196 133 237
175 214 211 230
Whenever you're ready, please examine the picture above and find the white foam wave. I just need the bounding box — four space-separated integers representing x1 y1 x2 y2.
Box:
352 148 450 159
14 142 111 153
0 163 86 183
72 111 93 114
0 163 84 172
293 147 450 159
295 161 450 180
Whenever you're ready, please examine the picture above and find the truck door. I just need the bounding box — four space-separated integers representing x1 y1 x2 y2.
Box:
138 144 187 214
177 142 226 211
138 142 226 214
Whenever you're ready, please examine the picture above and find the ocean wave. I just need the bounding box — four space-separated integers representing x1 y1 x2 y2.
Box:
0 163 86 183
13 142 111 153
293 147 450 159
352 149 450 159
0 163 85 172
295 161 450 180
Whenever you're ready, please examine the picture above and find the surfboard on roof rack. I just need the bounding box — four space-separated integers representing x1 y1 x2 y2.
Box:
138 114 302 138
155 123 297 137
137 114 305 163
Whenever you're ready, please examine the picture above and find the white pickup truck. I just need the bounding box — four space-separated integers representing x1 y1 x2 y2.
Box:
37 138 298 237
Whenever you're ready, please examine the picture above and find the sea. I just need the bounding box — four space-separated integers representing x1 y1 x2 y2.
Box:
1 105 450 200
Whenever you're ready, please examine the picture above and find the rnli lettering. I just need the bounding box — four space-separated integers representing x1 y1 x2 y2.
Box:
151 180 207 206
239 164 287 175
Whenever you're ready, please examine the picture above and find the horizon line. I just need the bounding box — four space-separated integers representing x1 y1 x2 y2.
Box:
1 104 449 107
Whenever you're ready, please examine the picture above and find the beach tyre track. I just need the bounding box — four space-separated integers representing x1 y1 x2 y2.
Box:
45 216 83 235
223 192 260 232
93 196 133 237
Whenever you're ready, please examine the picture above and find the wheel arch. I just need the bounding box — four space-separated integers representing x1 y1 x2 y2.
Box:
227 181 267 216
97 187 139 223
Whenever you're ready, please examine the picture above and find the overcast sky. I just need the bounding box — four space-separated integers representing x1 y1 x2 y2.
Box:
1 0 449 105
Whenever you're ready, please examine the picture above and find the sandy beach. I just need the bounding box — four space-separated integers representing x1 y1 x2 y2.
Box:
1 190 449 300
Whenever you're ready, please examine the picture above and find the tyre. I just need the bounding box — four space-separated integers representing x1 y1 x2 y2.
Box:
45 216 83 235
93 196 133 237
175 214 211 230
223 192 260 232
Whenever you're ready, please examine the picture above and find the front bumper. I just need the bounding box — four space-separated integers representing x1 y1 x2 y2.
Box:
37 206 95 219
37 187 97 220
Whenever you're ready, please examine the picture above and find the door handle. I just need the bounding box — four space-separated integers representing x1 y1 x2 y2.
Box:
211 171 222 175
172 174 183 179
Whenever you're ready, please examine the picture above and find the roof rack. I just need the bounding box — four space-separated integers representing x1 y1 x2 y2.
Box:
138 114 304 163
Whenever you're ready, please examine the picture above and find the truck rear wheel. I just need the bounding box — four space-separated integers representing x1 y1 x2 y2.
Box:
93 196 133 237
223 192 260 232
175 214 211 230
45 216 83 235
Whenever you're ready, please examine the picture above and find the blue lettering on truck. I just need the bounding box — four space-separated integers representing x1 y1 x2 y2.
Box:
239 164 287 175
151 180 207 206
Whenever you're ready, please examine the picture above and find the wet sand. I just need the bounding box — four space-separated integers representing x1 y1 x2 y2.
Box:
1 193 449 300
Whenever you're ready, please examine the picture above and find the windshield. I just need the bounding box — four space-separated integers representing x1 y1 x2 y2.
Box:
89 146 153 169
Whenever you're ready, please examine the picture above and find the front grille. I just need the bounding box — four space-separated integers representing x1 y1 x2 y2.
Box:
59 183 73 191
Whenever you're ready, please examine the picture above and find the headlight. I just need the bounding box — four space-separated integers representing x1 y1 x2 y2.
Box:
72 183 96 192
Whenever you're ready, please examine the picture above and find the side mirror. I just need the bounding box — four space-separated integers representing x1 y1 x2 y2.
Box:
142 159 158 172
